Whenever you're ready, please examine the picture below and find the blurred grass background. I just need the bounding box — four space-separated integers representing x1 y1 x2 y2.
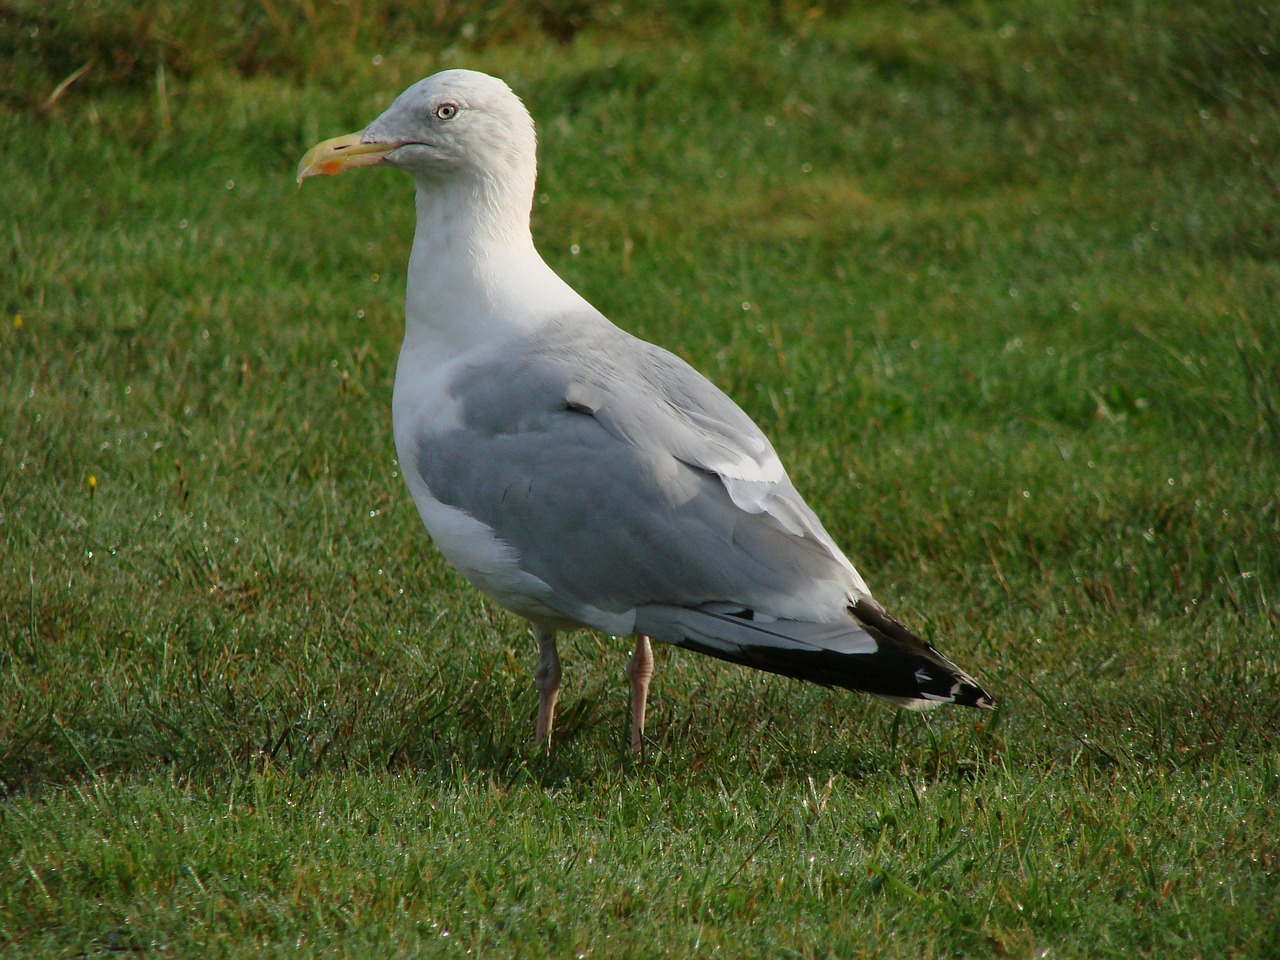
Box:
2 0 1278 956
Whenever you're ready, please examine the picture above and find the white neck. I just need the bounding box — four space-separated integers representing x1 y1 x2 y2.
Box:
399 174 589 365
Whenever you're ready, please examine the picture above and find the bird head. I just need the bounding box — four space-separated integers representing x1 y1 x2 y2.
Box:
297 69 537 191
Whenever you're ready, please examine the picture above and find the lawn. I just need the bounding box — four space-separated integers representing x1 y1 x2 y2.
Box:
2 1 1278 956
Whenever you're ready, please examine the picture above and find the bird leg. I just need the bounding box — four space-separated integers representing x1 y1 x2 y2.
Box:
533 627 561 749
626 634 654 755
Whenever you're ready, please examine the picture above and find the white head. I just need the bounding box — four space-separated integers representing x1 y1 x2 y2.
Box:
298 70 539 225
365 70 536 186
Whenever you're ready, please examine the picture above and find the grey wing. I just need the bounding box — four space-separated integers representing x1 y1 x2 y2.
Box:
414 317 866 629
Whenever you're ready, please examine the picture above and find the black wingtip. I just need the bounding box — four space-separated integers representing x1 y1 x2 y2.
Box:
953 680 996 710
638 600 994 711
848 598 995 710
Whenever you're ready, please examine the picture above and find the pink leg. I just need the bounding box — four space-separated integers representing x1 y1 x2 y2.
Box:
626 634 654 754
533 627 561 749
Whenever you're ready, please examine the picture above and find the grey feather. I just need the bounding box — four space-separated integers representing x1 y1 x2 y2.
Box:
415 313 861 627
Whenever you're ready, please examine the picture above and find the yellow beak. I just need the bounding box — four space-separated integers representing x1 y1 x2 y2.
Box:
296 132 404 183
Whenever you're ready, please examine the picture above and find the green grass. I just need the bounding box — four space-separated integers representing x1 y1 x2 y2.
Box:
2 0 1279 956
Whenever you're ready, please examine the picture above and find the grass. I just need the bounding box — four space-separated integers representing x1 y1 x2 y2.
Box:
2 0 1279 955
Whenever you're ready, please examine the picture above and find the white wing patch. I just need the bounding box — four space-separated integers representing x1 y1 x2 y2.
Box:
564 380 606 412
720 475 807 536
691 444 810 535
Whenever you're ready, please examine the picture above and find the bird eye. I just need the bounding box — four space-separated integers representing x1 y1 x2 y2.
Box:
435 102 459 121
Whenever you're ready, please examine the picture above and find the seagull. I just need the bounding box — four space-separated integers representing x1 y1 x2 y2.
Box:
298 69 993 753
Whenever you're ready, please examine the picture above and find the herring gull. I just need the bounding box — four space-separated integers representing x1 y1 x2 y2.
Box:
297 69 993 753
